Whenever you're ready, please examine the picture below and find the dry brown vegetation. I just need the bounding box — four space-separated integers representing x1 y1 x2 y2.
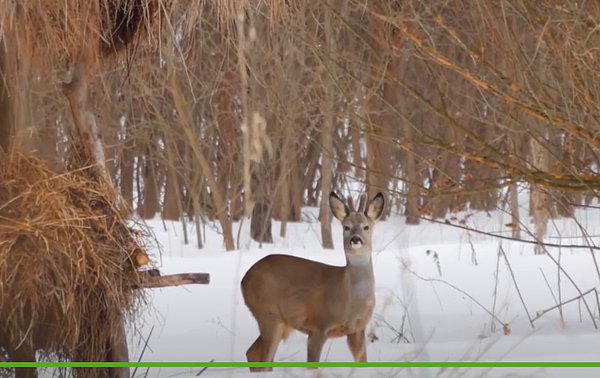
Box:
0 152 147 376
2 0 600 253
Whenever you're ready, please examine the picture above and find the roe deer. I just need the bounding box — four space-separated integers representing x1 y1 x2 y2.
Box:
241 191 385 371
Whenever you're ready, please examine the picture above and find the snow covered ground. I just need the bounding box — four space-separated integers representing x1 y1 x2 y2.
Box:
119 204 600 377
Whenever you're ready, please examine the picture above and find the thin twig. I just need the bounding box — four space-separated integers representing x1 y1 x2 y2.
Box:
132 326 154 378
404 263 505 328
539 244 598 329
557 243 564 323
195 359 214 376
539 268 559 307
490 248 501 333
594 288 600 320
499 244 534 328
467 231 479 266
531 288 596 323
568 214 600 286
422 216 600 250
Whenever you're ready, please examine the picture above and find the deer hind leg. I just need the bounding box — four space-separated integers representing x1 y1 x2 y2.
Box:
347 330 367 362
246 315 286 372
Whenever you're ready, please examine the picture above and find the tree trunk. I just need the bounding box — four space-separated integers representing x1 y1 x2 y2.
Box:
426 111 461 219
192 196 204 249
364 11 396 217
530 135 550 254
403 116 421 225
278 155 291 238
0 35 13 153
302 133 321 207
250 164 273 244
289 156 303 222
167 76 235 251
106 314 130 378
552 130 574 217
120 132 135 209
62 47 111 183
350 123 364 180
509 182 521 239
162 139 183 221
465 121 499 213
0 29 35 156
319 112 335 249
162 162 181 220
250 201 273 244
319 5 336 249
276 118 294 236
140 155 160 219
61 37 131 374
216 68 240 221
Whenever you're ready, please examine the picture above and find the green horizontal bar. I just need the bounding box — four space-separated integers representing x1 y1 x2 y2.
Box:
1 362 600 368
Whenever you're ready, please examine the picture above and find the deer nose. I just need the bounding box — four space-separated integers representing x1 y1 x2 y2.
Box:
350 236 363 246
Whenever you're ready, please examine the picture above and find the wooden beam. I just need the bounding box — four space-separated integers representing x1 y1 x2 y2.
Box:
137 270 210 289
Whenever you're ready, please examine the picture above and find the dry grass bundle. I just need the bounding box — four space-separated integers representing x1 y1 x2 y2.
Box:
0 0 163 70
0 152 148 372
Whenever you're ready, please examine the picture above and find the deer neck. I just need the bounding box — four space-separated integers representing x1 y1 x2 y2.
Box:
345 252 374 301
346 248 373 281
345 252 372 268
344 241 373 268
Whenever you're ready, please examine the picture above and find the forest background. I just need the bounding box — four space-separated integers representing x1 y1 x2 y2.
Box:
1 0 598 253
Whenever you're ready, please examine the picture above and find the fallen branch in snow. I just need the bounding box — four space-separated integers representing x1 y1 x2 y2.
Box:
532 288 599 324
568 215 600 287
373 314 411 344
466 231 479 266
539 268 564 325
490 245 501 333
137 269 210 288
131 325 154 378
539 244 598 329
195 359 215 376
499 245 535 329
402 262 508 331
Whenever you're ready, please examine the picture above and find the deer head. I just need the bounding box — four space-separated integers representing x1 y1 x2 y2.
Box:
329 192 385 266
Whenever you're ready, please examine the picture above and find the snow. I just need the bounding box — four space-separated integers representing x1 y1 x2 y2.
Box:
62 206 600 376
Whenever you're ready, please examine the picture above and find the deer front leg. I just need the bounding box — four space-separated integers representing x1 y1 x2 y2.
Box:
307 331 326 366
347 330 367 362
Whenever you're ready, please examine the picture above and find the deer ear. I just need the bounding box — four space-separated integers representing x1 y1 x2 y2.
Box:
365 192 385 221
329 192 349 221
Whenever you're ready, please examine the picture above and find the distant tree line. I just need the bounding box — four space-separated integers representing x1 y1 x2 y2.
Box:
1 0 599 251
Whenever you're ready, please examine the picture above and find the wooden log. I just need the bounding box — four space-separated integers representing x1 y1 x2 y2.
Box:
136 270 210 289
141 268 161 277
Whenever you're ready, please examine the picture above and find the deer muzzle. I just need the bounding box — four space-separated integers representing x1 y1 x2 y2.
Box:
349 236 364 249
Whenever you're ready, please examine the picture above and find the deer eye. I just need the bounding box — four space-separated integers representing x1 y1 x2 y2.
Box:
363 225 369 231
343 226 350 232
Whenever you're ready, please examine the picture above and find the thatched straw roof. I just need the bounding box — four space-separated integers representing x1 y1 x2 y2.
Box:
0 152 148 372
0 0 284 71
0 0 162 69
